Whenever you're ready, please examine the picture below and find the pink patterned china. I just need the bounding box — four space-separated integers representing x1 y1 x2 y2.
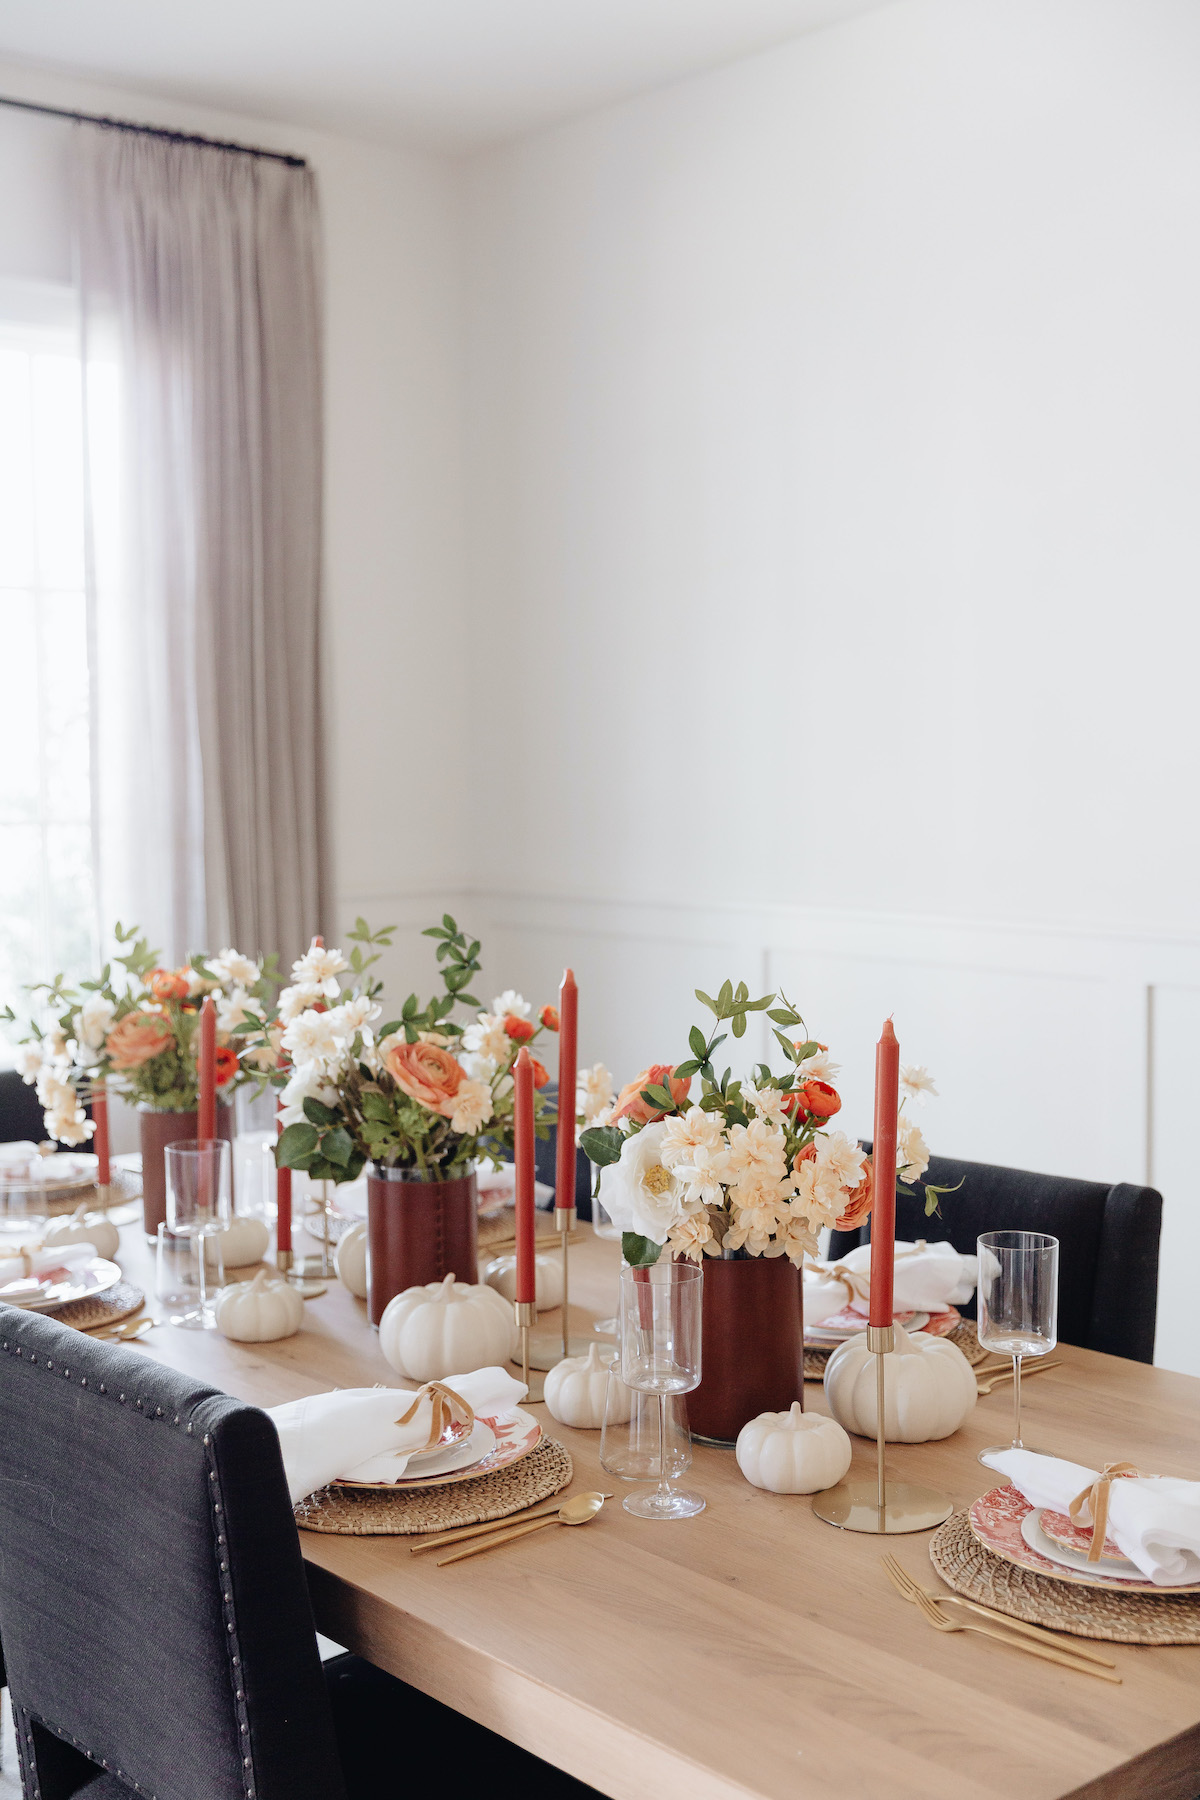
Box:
969 1485 1200 1593
335 1406 542 1491
0 1256 122 1312
1039 1506 1128 1564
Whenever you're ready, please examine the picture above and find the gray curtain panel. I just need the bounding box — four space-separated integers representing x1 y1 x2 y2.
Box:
77 124 326 970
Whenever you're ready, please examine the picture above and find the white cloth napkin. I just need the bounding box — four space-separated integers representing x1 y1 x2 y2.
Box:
269 1366 528 1504
983 1448 1200 1586
805 1239 977 1326
0 1242 98 1289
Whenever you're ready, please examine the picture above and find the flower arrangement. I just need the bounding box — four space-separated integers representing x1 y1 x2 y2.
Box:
581 979 949 1267
263 916 558 1186
5 924 278 1140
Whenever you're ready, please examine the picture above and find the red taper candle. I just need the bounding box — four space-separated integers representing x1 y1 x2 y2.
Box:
275 1096 292 1253
197 995 217 1142
513 1047 536 1305
91 1081 110 1186
868 1017 900 1328
555 968 578 1211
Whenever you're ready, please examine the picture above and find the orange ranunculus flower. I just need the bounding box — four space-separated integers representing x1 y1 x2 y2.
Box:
385 1040 464 1117
148 967 190 1003
214 1045 240 1088
835 1160 873 1232
504 1014 535 1043
539 1005 560 1032
530 1057 550 1090
785 1078 841 1122
610 1063 692 1126
106 1011 175 1069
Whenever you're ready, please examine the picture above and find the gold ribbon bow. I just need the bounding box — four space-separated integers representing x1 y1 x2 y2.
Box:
2 1244 39 1280
1068 1462 1140 1562
395 1382 475 1457
818 1241 930 1307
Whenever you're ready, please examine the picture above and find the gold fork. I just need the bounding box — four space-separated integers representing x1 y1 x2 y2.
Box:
881 1560 1121 1680
880 1555 1116 1668
976 1359 1062 1394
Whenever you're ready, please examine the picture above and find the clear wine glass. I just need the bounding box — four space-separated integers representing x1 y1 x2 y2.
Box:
166 1140 232 1330
976 1229 1058 1461
591 1187 621 1335
618 1260 704 1520
0 1177 49 1242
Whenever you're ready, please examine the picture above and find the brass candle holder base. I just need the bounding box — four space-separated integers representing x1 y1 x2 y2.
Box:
525 1334 594 1370
275 1247 326 1299
512 1301 545 1402
812 1322 952 1536
527 1206 585 1369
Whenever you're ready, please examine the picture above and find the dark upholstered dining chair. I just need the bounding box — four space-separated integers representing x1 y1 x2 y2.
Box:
0 1303 598 1800
828 1151 1163 1364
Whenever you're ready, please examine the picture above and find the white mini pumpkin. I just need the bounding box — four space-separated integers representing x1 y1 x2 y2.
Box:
215 1268 305 1342
335 1219 369 1299
543 1342 629 1430
483 1252 564 1313
43 1203 119 1261
824 1325 977 1442
204 1213 271 1270
735 1404 852 1494
378 1274 518 1383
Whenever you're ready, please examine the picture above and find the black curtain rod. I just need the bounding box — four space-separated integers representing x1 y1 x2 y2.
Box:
0 91 307 167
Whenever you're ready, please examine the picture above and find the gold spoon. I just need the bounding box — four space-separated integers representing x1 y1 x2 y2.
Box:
412 1491 613 1554
437 1491 607 1566
98 1317 157 1341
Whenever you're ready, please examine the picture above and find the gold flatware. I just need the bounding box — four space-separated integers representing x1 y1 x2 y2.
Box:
881 1559 1121 1680
976 1360 1062 1395
880 1555 1116 1668
437 1491 607 1565
411 1491 613 1555
98 1317 157 1341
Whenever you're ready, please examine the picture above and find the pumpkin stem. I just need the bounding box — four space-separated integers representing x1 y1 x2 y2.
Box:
788 1402 805 1423
71 1202 88 1224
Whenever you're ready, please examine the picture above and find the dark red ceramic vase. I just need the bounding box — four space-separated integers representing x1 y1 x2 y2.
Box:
366 1166 479 1325
688 1254 805 1445
138 1104 235 1241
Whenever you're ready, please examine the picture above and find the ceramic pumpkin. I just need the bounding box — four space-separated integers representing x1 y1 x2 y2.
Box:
335 1219 369 1299
735 1403 852 1494
824 1325 977 1442
483 1252 564 1313
215 1268 304 1342
378 1274 518 1383
43 1203 119 1261
204 1213 271 1270
543 1342 629 1429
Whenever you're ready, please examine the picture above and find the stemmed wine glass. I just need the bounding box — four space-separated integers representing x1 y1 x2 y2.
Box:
618 1260 704 1520
166 1140 231 1329
976 1230 1058 1462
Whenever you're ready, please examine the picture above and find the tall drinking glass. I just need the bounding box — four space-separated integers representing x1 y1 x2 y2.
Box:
0 1178 49 1242
166 1140 232 1330
618 1260 704 1520
591 1187 621 1335
976 1230 1058 1460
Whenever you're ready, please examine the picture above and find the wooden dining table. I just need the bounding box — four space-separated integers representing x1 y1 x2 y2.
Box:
109 1214 1200 1800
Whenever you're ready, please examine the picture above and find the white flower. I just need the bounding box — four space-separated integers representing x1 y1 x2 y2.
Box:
186 966 210 997
575 1063 615 1132
281 1009 346 1074
795 1046 841 1085
665 1210 718 1263
897 1115 930 1184
773 1202 820 1267
724 1171 793 1255
726 1117 788 1185
900 1064 939 1104
47 1102 92 1147
76 995 115 1052
463 1013 509 1066
596 1121 690 1245
660 1107 733 1206
492 990 530 1020
243 1022 285 1072
790 1158 843 1231
277 983 324 1023
743 1083 789 1126
16 1042 44 1083
290 944 349 997
813 1130 867 1193
459 1050 497 1085
208 949 260 988
36 1064 77 1111
279 1065 340 1127
217 987 260 1035
448 1077 494 1136
332 995 382 1036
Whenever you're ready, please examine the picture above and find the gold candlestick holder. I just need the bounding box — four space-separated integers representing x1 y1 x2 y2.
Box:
526 1206 592 1370
276 1244 326 1299
513 1300 544 1402
811 1325 952 1534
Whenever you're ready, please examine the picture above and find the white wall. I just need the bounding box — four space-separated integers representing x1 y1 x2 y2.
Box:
451 0 1200 1371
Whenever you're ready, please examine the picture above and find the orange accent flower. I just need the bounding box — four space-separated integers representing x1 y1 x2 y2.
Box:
148 967 190 1003
834 1160 873 1232
106 1012 175 1069
213 1045 240 1088
385 1040 464 1117
539 1005 560 1032
530 1058 551 1090
610 1063 692 1126
504 1014 535 1043
785 1079 841 1122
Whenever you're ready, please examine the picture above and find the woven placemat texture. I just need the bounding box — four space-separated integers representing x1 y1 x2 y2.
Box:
51 1280 146 1332
478 1207 579 1254
295 1436 574 1536
929 1509 1200 1645
805 1317 984 1379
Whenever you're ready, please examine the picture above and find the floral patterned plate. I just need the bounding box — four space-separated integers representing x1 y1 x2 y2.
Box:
969 1485 1200 1593
805 1308 926 1343
0 1256 123 1312
334 1408 543 1492
1039 1506 1131 1565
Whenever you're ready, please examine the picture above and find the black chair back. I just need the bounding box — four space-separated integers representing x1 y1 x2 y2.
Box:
534 1079 593 1220
828 1152 1162 1363
0 1303 346 1800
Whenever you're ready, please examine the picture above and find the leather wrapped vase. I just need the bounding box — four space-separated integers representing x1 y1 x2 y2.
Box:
366 1166 479 1325
139 1104 235 1241
688 1254 805 1446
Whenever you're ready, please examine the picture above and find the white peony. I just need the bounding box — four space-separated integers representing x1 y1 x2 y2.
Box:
16 1042 44 1083
596 1122 691 1245
279 1064 340 1127
462 1013 509 1066
76 995 116 1052
447 1077 494 1137
208 949 260 988
897 1115 930 1184
491 990 530 1020
900 1064 939 1104
290 945 349 996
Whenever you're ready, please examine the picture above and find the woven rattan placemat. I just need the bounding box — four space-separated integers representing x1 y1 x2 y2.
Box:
295 1436 574 1536
50 1280 146 1332
929 1509 1200 1645
478 1207 580 1255
805 1317 984 1380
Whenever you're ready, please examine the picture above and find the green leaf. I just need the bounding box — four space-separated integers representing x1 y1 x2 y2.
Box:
580 1125 624 1167
302 1098 338 1128
767 1008 800 1026
642 1084 674 1109
688 1024 707 1059
376 1020 403 1040
361 1090 393 1122
694 988 717 1014
793 1040 819 1062
773 1029 800 1062
276 1122 319 1167
732 1013 746 1038
443 912 457 931
323 1126 355 1168
422 926 447 939
717 978 733 1012
671 1059 701 1079
621 1232 663 1269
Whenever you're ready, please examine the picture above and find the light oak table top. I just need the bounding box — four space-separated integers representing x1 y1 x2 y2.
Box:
111 1217 1200 1800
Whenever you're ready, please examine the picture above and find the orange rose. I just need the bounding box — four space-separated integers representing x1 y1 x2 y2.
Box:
785 1079 841 1122
148 967 190 1003
504 1014 535 1043
385 1040 464 1117
214 1045 240 1088
106 1011 175 1069
834 1160 873 1232
530 1058 550 1090
610 1063 692 1126
539 1005 560 1032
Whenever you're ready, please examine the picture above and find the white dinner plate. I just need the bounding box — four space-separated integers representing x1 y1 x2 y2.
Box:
0 1256 123 1312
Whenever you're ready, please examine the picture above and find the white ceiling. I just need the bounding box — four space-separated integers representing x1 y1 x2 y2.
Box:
0 0 891 152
